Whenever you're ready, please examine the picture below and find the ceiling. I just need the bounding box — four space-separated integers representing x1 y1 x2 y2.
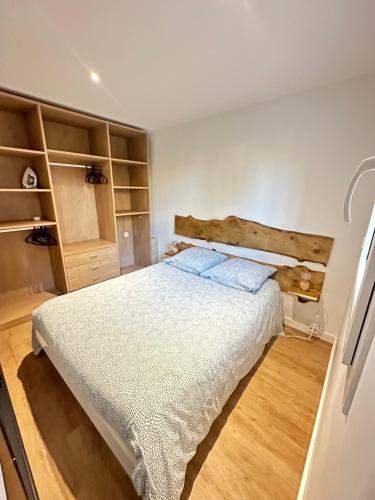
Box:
1 0 375 130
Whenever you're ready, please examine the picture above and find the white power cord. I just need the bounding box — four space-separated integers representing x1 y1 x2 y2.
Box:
281 322 319 342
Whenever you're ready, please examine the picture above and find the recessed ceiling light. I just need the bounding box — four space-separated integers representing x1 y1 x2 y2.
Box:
90 72 100 83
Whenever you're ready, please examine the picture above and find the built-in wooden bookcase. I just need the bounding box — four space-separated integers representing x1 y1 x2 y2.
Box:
0 90 151 327
108 124 151 274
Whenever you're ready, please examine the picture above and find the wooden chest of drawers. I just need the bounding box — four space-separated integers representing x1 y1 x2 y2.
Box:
63 239 120 292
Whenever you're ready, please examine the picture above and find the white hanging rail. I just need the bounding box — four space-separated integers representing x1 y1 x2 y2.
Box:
344 155 375 222
49 162 92 169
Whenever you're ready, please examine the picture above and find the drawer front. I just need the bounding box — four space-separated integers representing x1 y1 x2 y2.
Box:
67 262 120 292
64 245 117 269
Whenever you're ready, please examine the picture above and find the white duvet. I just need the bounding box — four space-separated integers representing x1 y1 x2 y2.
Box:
32 263 283 499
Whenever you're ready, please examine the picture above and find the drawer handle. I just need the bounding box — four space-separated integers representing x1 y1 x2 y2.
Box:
89 255 98 260
91 266 99 270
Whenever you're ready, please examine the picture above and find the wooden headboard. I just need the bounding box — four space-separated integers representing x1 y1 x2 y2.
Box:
173 215 334 303
175 215 333 265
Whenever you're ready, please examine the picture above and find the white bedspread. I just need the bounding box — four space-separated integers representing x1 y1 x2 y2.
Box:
32 263 283 499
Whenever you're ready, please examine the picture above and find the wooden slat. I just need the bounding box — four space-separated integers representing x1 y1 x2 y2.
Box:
0 146 45 158
111 158 148 167
175 215 334 265
115 210 150 217
47 149 108 164
113 186 149 190
0 188 51 193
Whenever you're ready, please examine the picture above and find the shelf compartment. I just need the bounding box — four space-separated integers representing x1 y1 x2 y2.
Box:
109 123 148 163
115 210 150 217
0 154 51 190
43 106 109 157
41 104 104 128
0 92 45 151
114 184 149 216
112 162 149 188
51 161 117 246
116 212 151 270
0 188 53 222
0 220 56 233
0 146 45 158
48 149 108 165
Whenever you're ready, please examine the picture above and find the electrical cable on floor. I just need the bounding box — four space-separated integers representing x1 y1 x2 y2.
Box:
281 323 318 342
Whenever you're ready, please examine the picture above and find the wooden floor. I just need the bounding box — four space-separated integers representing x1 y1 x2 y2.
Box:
0 323 331 500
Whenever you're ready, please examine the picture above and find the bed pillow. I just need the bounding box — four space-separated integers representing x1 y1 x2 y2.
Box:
164 247 228 275
201 257 276 292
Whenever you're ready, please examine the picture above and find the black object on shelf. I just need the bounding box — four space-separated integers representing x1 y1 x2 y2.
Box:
85 165 108 184
25 227 57 246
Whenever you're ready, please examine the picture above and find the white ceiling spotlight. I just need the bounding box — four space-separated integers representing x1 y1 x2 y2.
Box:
90 72 100 83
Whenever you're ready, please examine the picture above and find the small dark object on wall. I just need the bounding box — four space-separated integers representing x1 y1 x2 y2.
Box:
25 227 57 246
85 165 108 184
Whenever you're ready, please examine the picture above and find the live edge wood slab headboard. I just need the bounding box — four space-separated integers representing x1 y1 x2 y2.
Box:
174 215 334 303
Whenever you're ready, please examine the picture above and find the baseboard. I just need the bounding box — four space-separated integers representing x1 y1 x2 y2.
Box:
284 316 336 344
296 335 337 499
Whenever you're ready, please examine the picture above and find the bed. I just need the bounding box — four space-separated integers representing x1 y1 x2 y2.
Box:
32 261 283 499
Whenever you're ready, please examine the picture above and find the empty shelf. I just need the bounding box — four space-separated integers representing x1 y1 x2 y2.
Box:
111 158 148 166
115 210 150 217
0 146 46 158
63 238 116 256
113 186 148 190
0 291 58 332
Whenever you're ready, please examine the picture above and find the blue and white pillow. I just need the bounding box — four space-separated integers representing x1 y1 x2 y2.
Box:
164 247 228 275
201 257 276 292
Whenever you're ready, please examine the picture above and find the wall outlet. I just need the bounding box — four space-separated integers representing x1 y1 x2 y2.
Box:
123 231 130 239
308 322 319 336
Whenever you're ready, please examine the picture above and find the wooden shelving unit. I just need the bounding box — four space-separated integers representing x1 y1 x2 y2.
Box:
0 89 151 313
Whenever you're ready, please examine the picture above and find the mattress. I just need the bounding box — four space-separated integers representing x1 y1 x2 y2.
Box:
35 329 137 474
32 263 283 500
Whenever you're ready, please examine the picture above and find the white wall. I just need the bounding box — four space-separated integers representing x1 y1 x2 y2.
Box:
150 75 375 336
303 293 375 500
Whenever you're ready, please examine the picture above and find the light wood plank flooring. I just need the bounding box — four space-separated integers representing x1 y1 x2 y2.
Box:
0 323 331 500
